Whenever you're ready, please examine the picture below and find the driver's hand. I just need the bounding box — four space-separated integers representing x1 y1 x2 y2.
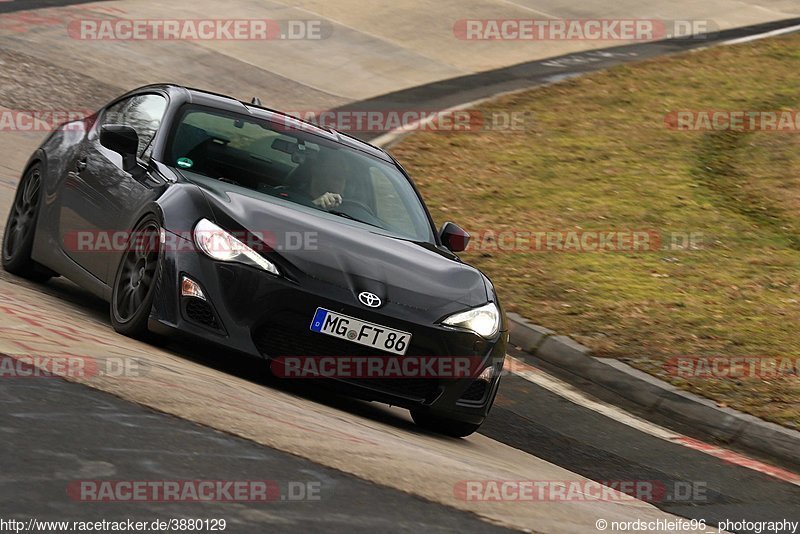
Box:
313 192 342 210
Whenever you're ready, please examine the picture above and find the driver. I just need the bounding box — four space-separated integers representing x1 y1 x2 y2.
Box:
309 168 345 210
289 150 350 210
274 149 350 210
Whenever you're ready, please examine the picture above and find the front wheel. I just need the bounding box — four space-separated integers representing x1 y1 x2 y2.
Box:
110 216 162 338
2 164 52 282
410 410 483 438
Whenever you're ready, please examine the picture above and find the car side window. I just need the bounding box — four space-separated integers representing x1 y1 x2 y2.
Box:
369 167 417 236
100 94 168 159
99 98 129 128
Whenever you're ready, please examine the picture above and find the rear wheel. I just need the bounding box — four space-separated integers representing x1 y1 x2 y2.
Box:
410 410 483 438
110 216 161 338
2 164 52 282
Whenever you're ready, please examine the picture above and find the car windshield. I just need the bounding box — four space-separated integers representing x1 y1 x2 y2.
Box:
166 106 434 242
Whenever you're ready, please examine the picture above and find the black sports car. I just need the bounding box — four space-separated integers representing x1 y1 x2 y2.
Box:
2 84 507 437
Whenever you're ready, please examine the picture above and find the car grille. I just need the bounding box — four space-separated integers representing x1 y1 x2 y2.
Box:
253 321 443 402
185 298 220 330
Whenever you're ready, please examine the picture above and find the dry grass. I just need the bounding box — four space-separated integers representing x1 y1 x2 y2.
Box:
391 34 800 429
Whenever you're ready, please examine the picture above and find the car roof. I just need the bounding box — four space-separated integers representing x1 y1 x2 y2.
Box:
126 83 393 163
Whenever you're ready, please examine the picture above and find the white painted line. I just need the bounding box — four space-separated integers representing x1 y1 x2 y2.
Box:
721 24 800 46
505 357 678 440
494 0 559 19
505 355 800 486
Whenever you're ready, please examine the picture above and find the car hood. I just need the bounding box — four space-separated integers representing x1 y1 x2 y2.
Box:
188 176 489 316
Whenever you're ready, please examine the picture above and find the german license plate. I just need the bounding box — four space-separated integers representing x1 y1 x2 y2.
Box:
309 308 411 356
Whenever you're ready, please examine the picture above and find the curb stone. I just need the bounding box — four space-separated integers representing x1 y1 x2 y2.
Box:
508 315 800 467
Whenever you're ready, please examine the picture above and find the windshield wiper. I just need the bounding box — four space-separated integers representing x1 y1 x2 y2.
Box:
327 210 384 230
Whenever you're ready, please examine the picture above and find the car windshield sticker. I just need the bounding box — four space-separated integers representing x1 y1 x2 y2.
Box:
177 157 193 169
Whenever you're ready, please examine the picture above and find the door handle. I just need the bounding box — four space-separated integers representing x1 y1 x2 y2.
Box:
75 158 87 172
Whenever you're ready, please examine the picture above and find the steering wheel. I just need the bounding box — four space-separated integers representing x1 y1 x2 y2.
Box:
338 198 376 217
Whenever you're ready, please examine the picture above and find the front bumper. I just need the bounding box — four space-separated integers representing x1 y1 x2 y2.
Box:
150 242 507 424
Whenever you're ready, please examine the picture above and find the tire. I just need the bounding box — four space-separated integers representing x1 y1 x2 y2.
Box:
110 215 162 339
2 164 52 282
410 409 483 438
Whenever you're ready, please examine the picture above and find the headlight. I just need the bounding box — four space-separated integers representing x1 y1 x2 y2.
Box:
193 218 279 276
442 302 500 338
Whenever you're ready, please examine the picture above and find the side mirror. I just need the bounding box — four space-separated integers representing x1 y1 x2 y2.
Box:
100 124 139 173
439 222 470 252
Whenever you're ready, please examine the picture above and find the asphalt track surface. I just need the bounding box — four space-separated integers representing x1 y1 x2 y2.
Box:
1 2 799 533
0 0 108 13
1 376 514 533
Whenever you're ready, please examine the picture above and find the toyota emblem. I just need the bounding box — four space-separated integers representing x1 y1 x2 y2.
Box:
358 292 382 308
